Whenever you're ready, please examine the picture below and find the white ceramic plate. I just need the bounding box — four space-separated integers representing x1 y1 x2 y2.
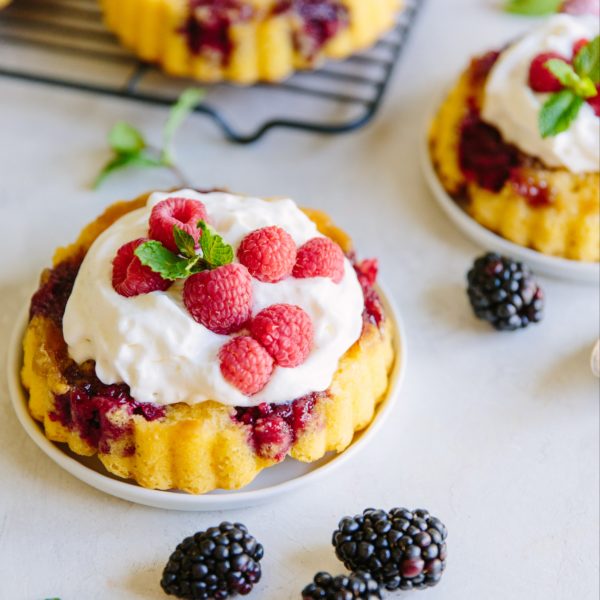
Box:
8 284 406 511
420 122 599 285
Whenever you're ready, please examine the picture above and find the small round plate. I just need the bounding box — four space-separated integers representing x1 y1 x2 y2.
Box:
8 284 406 511
420 123 599 285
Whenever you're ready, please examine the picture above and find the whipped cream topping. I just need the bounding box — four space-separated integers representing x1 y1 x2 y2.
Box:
482 15 599 173
63 191 365 407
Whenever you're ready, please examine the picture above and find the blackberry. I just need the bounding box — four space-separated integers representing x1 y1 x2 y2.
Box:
160 522 263 600
302 571 383 600
467 252 544 331
332 508 448 592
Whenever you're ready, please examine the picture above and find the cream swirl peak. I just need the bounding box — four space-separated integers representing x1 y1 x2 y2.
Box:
482 15 599 173
63 190 365 407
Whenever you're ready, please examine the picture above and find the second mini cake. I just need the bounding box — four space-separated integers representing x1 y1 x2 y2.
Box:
100 0 401 83
429 15 599 262
22 190 395 494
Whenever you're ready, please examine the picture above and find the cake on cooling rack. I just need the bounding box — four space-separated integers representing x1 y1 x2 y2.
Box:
99 0 401 83
21 190 395 494
429 15 599 262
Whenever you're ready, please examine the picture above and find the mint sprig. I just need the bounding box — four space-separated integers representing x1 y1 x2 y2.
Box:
134 220 233 280
504 0 562 15
94 88 205 188
574 35 600 83
539 36 600 137
198 221 234 267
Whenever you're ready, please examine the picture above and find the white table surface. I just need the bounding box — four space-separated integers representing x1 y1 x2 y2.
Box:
1 1 599 599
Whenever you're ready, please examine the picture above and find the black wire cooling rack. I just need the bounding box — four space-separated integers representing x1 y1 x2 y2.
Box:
0 0 423 143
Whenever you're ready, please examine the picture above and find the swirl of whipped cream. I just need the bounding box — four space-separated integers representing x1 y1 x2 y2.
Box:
63 191 365 408
482 15 599 173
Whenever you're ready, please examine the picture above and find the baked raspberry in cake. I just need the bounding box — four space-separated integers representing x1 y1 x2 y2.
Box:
429 15 599 262
99 0 401 83
21 191 395 494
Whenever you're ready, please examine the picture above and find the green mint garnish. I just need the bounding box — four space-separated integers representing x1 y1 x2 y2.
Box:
539 89 584 137
173 226 197 260
94 88 204 188
574 35 600 84
538 36 599 138
198 221 234 268
504 0 562 15
134 240 192 281
162 88 205 166
545 59 597 97
135 220 233 281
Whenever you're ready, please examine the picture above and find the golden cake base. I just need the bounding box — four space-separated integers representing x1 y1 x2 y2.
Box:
100 0 401 84
21 193 395 494
429 61 600 263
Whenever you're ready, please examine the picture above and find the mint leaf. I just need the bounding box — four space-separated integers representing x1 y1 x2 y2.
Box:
505 0 561 14
545 59 581 88
198 221 234 267
135 240 191 280
539 89 584 137
162 88 205 165
545 58 596 97
173 226 197 259
94 152 164 188
108 122 146 155
574 35 600 84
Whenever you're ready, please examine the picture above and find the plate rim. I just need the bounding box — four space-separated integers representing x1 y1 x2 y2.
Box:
420 109 599 285
7 282 406 511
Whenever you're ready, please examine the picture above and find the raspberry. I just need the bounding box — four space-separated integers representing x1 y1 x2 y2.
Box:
354 258 379 289
573 37 589 57
237 226 297 283
250 304 313 367
112 239 171 297
293 237 345 283
183 263 253 334
528 52 569 93
252 416 293 460
219 337 274 395
587 85 600 116
148 197 208 253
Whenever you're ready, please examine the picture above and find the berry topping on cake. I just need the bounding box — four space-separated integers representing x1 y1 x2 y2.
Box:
302 571 383 600
253 415 293 459
161 522 264 599
333 508 448 592
354 258 379 288
112 239 172 297
250 304 314 367
467 253 545 331
528 52 569 93
181 0 254 63
293 237 345 283
219 336 274 395
237 226 297 283
459 110 519 192
149 197 208 253
184 263 253 334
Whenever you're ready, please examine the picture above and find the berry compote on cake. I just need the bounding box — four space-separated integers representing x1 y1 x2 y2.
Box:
21 191 395 494
429 15 600 262
99 0 401 84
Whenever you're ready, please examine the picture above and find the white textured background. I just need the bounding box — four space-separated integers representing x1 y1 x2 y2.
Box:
0 0 598 599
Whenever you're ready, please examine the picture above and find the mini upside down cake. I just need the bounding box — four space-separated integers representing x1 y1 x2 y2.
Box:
21 190 395 494
99 0 401 83
429 15 599 262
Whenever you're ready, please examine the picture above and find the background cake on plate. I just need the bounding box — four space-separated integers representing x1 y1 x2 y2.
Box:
99 0 401 83
429 15 599 262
